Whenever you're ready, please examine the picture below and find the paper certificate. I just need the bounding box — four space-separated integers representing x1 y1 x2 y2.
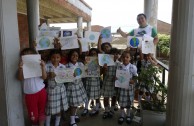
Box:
22 55 42 79
142 34 154 54
98 54 115 66
61 29 78 38
85 57 100 77
36 36 54 50
79 38 89 52
60 36 79 50
55 68 75 83
100 26 113 43
115 70 130 89
74 67 85 79
127 36 142 48
85 31 100 43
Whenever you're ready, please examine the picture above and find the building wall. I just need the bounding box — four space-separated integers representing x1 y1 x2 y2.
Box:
17 13 29 49
157 20 171 35
17 13 45 50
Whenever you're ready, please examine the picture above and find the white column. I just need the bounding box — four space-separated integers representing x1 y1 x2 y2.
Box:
87 21 91 31
166 0 194 126
144 0 158 28
77 16 83 37
0 0 24 126
26 0 40 47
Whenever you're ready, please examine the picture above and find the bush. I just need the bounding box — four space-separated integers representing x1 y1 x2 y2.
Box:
157 34 170 56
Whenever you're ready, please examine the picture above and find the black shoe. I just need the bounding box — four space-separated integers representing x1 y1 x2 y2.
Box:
114 104 119 111
102 112 109 119
118 117 125 125
81 109 88 116
89 109 99 116
126 116 132 124
108 110 114 118
69 122 77 126
75 115 80 123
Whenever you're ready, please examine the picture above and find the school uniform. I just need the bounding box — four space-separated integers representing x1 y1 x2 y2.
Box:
85 77 101 100
117 63 137 108
46 63 68 115
101 61 120 97
65 62 88 107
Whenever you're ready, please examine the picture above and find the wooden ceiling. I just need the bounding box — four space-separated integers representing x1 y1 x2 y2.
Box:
17 0 91 23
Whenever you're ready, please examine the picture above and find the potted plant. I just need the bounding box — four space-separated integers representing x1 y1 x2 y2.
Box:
134 65 167 125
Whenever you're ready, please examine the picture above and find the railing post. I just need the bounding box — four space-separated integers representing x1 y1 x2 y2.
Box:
162 68 165 84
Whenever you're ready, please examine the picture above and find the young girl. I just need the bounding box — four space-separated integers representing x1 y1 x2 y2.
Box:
81 48 101 116
98 37 119 118
65 49 88 126
117 51 137 124
18 48 47 126
45 50 68 126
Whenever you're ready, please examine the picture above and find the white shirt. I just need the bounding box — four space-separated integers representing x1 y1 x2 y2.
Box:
119 63 138 78
23 77 45 94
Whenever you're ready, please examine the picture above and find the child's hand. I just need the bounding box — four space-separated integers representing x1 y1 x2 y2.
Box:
129 80 135 84
33 40 37 49
48 72 56 78
53 38 61 49
73 73 76 77
18 59 23 70
103 63 108 71
117 27 121 33
40 60 45 68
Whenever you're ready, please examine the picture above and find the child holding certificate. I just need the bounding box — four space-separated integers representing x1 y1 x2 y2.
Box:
116 51 137 125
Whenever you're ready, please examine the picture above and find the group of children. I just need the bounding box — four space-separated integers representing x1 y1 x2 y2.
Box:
18 34 158 126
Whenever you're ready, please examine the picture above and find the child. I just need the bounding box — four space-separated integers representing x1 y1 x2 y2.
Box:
81 48 101 116
45 49 68 126
65 49 88 126
18 48 47 126
98 38 120 118
117 51 137 124
138 53 158 106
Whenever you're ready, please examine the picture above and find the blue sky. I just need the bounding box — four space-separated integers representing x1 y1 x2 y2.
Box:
51 0 172 33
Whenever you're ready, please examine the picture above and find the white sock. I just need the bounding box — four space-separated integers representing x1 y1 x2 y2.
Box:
55 116 61 126
85 100 89 109
70 116 75 124
127 108 131 117
46 115 51 126
120 109 125 117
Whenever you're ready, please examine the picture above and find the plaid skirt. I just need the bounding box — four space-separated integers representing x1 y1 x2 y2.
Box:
85 77 101 100
46 83 68 115
119 85 134 108
101 77 116 97
66 79 88 107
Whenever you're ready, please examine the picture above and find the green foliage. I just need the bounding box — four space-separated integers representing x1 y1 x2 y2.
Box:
135 65 168 112
157 34 171 56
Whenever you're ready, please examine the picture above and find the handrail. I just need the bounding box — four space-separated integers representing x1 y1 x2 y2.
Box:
156 59 169 71
156 59 169 84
